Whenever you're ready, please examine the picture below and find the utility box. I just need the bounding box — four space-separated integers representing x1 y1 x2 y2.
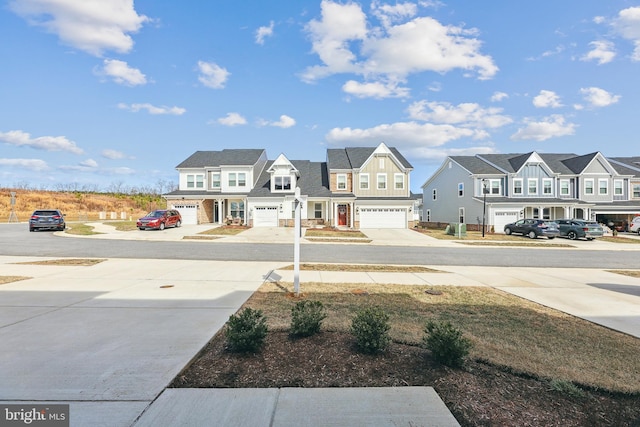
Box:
447 222 467 237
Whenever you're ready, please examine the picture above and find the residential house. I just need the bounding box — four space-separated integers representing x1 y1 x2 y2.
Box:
421 152 640 233
164 142 416 229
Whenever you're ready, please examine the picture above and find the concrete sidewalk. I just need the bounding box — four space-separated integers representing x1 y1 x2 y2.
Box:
1 256 639 426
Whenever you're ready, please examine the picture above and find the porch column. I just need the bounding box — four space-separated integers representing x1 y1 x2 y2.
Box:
218 199 224 224
350 202 354 228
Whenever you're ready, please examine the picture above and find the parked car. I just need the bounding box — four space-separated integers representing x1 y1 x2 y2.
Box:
29 209 66 232
628 217 640 234
503 219 559 239
556 219 603 240
137 209 182 230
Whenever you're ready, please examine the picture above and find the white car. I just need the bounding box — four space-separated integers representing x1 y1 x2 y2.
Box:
629 217 640 234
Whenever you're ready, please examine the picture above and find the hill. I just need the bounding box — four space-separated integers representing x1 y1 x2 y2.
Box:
0 188 166 223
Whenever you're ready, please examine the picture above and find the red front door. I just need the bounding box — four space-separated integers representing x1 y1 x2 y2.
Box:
338 205 347 226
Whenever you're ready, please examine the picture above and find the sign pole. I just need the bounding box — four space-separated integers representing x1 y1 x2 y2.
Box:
293 187 301 296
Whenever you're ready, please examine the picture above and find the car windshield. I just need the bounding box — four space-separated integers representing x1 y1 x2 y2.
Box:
147 211 165 218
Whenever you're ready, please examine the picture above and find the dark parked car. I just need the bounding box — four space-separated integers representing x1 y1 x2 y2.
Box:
29 209 66 232
137 209 182 230
503 219 559 239
556 219 603 240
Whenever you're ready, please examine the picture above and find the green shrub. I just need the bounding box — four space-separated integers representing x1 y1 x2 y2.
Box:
290 300 327 337
423 320 472 368
549 379 585 398
350 306 391 354
225 308 268 353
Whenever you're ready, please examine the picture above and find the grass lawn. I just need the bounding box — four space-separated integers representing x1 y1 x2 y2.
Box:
64 223 102 235
305 228 368 238
241 281 640 394
0 276 31 285
197 226 248 236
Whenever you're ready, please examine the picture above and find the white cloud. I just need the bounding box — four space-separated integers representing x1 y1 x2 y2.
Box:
407 100 512 129
0 158 48 171
302 0 497 98
342 80 410 99
101 149 125 160
80 158 98 168
533 90 563 108
581 40 616 64
510 115 576 141
197 61 230 89
579 87 621 107
490 91 508 102
118 103 186 115
259 115 296 128
97 59 147 85
255 21 274 45
217 113 247 127
326 121 479 148
9 0 149 56
612 6 640 61
0 130 83 154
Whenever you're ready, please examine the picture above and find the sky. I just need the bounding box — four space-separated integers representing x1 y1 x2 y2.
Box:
1 0 640 193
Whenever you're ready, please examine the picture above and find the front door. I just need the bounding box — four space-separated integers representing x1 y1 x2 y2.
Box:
338 205 347 226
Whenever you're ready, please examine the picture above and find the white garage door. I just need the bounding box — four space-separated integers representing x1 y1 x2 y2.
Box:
173 204 198 225
493 211 519 233
254 206 278 227
359 208 406 229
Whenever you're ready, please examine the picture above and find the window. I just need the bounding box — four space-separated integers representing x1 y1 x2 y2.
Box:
394 174 404 190
432 189 437 200
229 173 237 187
633 183 640 198
614 180 624 196
211 173 221 189
490 179 501 195
458 207 465 223
458 182 464 197
426 209 431 222
584 179 594 195
513 179 523 195
360 174 369 190
599 179 608 195
560 180 569 196
543 179 552 195
337 174 347 190
543 208 550 220
379 158 385 169
377 174 387 190
187 174 203 189
274 176 291 190
230 201 244 219
238 173 246 187
314 203 322 219
528 179 538 195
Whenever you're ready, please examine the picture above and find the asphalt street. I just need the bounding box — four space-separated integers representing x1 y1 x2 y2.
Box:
0 222 638 268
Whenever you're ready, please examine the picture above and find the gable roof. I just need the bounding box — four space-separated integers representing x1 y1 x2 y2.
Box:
609 157 640 177
327 145 413 170
249 160 332 197
176 149 265 168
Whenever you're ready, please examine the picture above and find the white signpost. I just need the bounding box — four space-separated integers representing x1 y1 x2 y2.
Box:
293 187 301 296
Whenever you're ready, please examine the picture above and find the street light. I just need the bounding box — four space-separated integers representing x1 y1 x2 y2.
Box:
481 179 488 237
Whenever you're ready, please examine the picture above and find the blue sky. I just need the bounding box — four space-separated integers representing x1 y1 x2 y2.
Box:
1 0 639 193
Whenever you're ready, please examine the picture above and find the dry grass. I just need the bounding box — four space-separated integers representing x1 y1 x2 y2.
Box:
456 241 575 247
12 259 106 266
600 236 640 244
607 270 640 278
197 226 248 236
305 238 372 243
104 220 139 231
243 281 640 393
0 276 31 285
64 223 102 235
279 263 444 273
305 228 368 238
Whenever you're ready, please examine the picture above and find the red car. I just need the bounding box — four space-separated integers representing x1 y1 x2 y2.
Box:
137 209 182 230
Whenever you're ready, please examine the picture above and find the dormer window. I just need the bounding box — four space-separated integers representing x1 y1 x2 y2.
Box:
275 176 291 190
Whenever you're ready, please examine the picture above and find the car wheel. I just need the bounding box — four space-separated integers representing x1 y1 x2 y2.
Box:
504 228 512 235
175 220 181 228
159 222 165 231
587 238 594 241
29 227 34 232
528 231 537 239
567 231 577 240
547 237 555 240
138 227 145 231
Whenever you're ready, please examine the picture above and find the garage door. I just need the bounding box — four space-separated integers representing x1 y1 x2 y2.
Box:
173 204 198 225
254 206 278 227
493 211 519 233
359 208 406 229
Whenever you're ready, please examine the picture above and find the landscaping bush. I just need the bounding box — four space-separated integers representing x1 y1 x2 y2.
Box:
290 300 327 337
423 319 472 368
225 308 268 353
350 306 391 354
